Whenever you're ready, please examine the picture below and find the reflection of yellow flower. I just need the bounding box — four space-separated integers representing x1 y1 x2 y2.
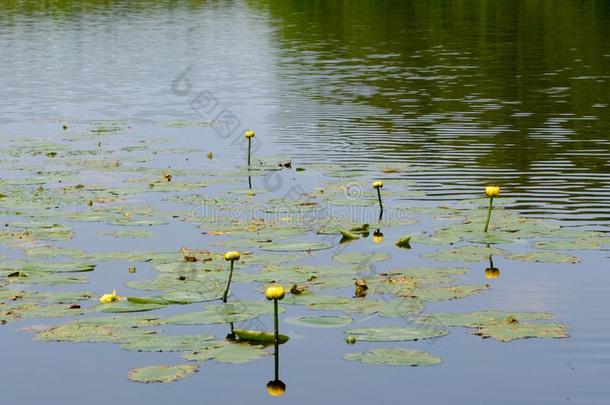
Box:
99 290 122 304
224 251 240 261
265 285 285 301
372 180 383 189
485 267 500 279
372 230 384 243
485 185 500 198
244 129 255 139
266 380 286 397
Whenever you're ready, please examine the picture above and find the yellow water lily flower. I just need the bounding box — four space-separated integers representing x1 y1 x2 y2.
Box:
224 251 240 261
485 185 500 198
266 380 286 397
265 285 285 301
372 180 383 189
99 290 122 304
244 129 255 138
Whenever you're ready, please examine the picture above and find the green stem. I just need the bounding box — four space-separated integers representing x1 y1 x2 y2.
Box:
247 138 252 166
222 260 235 303
376 188 383 212
484 197 494 232
273 299 279 344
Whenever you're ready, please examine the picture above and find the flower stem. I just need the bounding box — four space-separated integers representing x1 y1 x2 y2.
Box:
273 298 279 344
484 197 494 232
247 138 252 166
376 188 383 213
222 260 235 303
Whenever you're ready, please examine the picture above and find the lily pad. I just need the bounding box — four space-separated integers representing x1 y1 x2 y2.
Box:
126 364 198 383
184 342 269 363
417 311 554 327
473 322 569 342
344 326 448 342
344 348 441 367
332 252 390 265
285 315 353 328
260 242 332 252
97 301 167 313
121 334 216 352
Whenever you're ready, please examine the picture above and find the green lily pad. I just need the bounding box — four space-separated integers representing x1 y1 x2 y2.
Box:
97 301 167 313
507 251 581 264
0 261 96 273
423 246 506 262
260 242 333 252
417 311 554 327
332 252 390 265
344 326 448 342
473 322 569 342
35 317 162 343
344 348 441 367
126 364 198 383
121 334 216 352
285 315 353 328
184 342 269 364
160 291 219 304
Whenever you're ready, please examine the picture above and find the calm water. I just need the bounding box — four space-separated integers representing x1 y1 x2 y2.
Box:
1 1 609 404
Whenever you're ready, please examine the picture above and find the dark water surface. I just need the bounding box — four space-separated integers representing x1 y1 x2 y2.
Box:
1 1 609 404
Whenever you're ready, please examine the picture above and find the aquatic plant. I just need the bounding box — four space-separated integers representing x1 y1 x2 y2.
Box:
244 129 255 166
99 290 122 304
265 284 285 344
372 180 384 213
222 251 240 302
483 185 500 232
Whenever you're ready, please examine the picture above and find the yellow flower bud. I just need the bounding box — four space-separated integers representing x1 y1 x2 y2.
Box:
99 290 122 304
372 180 383 189
485 185 500 198
266 380 286 397
244 129 255 139
224 251 240 261
265 285 285 301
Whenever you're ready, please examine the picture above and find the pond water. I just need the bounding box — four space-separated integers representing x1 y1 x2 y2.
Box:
1 1 609 404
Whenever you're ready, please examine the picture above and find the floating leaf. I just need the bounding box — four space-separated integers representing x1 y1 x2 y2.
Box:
473 322 569 342
344 326 448 342
126 364 198 383
285 315 353 328
260 242 332 252
507 251 581 264
332 252 390 265
0 261 96 273
184 342 269 363
97 301 167 313
344 348 441 367
417 311 554 328
121 334 216 352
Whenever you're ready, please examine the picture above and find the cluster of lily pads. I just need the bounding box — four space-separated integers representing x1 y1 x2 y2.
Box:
1 124 605 386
